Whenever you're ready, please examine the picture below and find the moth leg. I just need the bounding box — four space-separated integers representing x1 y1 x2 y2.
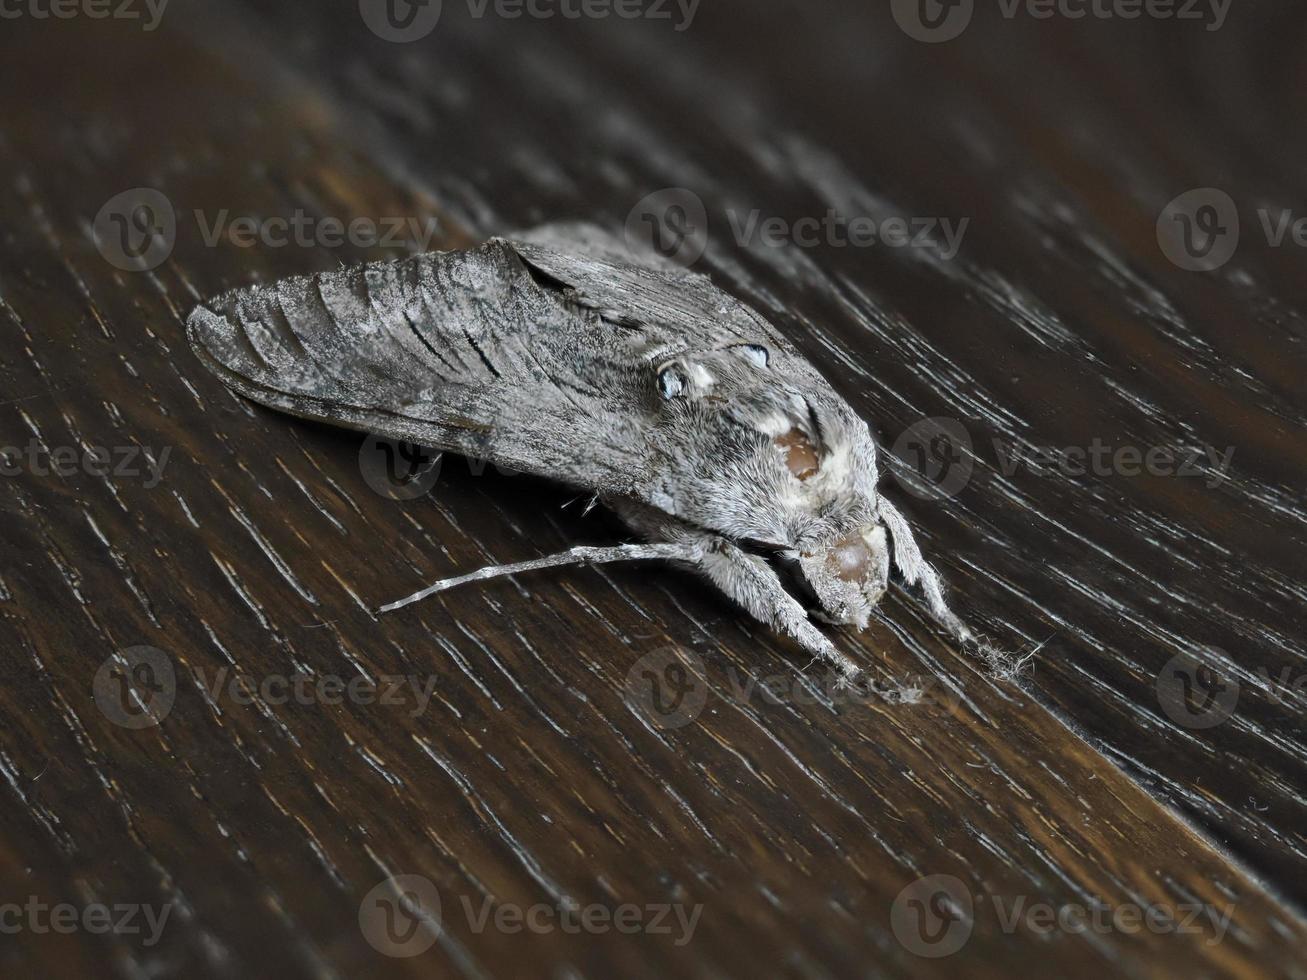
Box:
693 537 863 681
379 542 703 613
602 497 862 679
876 497 973 644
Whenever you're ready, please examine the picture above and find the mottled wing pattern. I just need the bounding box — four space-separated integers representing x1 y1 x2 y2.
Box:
512 224 800 359
188 235 660 494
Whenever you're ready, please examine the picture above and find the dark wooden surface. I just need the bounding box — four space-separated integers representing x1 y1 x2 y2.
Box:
1 1 1305 976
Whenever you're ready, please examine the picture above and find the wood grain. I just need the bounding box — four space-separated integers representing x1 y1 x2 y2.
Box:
0 1 1303 976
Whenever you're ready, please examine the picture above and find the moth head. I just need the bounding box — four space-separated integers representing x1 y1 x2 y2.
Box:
787 523 891 629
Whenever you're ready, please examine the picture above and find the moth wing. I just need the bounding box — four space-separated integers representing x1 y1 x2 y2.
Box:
510 222 802 357
186 238 653 494
187 225 858 540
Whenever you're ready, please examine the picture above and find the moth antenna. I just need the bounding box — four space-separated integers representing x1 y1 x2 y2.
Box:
875 496 974 645
378 542 700 614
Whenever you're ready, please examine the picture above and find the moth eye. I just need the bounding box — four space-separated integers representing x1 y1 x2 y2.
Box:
657 366 688 400
828 533 872 583
737 344 770 368
773 428 820 480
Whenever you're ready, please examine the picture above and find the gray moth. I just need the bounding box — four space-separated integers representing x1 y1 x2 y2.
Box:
187 222 979 681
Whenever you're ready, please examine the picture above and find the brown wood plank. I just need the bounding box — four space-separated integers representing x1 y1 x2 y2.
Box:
0 2 1303 977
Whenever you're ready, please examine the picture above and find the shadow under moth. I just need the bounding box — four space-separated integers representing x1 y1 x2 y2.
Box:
187 222 987 682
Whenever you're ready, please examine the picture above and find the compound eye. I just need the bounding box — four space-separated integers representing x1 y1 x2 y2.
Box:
828 533 872 582
657 365 688 400
736 343 770 369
